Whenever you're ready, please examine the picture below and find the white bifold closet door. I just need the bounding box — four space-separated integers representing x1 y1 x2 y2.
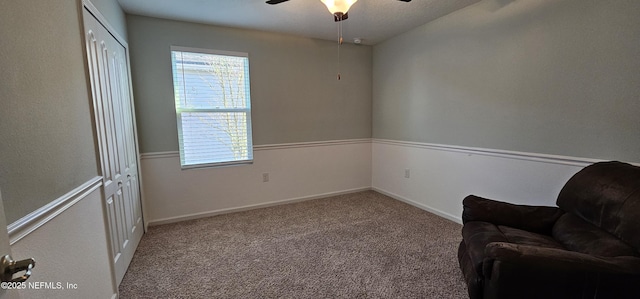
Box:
82 4 144 286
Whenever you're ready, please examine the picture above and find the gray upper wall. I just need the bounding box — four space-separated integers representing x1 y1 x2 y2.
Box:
373 0 640 162
126 15 373 153
0 0 113 223
90 0 128 39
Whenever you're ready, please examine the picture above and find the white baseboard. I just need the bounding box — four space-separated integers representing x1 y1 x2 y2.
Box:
372 187 462 224
148 187 371 226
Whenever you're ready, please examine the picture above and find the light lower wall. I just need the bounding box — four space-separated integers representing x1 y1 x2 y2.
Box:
11 188 115 299
373 0 640 162
142 140 372 225
372 140 598 223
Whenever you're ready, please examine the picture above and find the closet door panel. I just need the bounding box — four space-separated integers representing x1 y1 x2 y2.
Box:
83 6 144 286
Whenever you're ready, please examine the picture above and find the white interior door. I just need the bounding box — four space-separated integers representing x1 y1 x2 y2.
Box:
83 6 144 286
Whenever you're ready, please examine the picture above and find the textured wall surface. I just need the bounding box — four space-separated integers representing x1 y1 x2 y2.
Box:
0 1 125 298
0 0 99 223
373 0 640 162
126 15 373 153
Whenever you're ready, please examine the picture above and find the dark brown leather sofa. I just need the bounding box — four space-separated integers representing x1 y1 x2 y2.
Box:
457 161 640 299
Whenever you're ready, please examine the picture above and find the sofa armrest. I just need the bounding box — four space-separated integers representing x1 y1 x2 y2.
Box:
484 242 640 275
462 195 563 234
482 242 640 299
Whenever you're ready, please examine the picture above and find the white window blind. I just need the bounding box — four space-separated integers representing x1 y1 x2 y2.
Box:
171 47 253 168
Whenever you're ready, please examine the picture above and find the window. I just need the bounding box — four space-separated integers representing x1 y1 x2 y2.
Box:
171 47 253 168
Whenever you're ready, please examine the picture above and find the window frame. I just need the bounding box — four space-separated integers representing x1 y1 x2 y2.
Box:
170 46 254 170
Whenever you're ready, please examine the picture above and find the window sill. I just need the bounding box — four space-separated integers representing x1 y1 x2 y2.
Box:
180 159 253 170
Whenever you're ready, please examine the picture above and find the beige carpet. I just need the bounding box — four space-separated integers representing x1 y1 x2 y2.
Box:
119 191 468 298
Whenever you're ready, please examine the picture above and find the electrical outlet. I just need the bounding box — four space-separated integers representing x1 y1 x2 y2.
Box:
404 169 410 178
262 173 269 182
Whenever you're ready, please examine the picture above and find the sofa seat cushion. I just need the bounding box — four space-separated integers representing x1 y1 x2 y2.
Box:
462 221 565 275
552 213 639 257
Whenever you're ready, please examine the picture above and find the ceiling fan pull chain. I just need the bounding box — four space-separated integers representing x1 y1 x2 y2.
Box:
337 20 342 80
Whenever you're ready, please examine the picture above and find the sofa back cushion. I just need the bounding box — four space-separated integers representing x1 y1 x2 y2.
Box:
552 213 638 257
556 161 640 253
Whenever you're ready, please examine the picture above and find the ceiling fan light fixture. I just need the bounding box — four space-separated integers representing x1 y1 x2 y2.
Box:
320 0 358 15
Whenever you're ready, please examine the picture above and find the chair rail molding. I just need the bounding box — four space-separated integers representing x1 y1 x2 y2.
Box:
8 176 103 245
372 139 621 167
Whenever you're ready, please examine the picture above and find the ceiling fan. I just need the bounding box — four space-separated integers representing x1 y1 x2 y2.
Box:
266 0 412 22
266 0 412 81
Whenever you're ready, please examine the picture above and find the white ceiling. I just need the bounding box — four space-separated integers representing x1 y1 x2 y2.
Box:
117 0 481 45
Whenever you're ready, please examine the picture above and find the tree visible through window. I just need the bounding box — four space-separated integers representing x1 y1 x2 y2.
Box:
171 47 253 168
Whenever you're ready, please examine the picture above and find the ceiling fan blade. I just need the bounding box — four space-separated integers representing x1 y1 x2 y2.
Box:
397 0 412 2
266 0 290 4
